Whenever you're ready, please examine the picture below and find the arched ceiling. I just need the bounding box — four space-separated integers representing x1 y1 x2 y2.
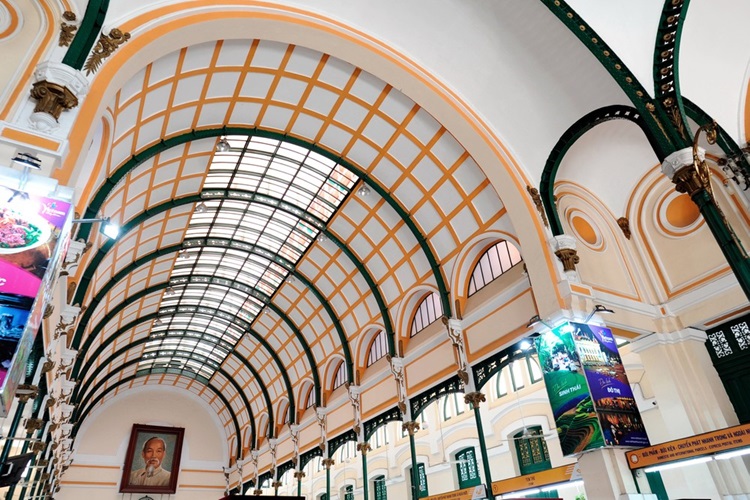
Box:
69 38 513 447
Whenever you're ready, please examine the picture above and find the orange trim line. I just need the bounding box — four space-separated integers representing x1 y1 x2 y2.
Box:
1 127 61 151
0 0 20 40
61 2 563 310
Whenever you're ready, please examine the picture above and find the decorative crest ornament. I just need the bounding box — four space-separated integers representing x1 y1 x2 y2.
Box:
59 11 78 46
345 383 362 436
84 28 131 75
386 355 407 414
617 217 631 239
442 314 471 387
526 185 549 227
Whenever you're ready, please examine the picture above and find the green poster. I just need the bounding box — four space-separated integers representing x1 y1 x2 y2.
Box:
535 324 605 456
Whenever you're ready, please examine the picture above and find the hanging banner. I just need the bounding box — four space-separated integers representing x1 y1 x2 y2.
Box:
571 322 649 448
0 186 72 414
535 325 604 455
536 322 649 456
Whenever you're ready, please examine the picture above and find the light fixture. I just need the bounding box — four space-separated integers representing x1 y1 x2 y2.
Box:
585 304 615 322
216 137 231 152
286 274 296 285
317 231 328 243
12 152 42 170
165 286 175 296
154 318 163 327
179 249 191 259
357 183 371 197
72 216 120 239
194 201 208 213
519 340 532 351
644 455 712 473
526 314 553 329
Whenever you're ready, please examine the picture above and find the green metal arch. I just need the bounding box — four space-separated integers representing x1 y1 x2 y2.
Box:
73 306 283 431
539 0 681 158
540 105 658 235
652 0 693 145
73 338 257 449
61 0 109 70
75 126 450 319
74 364 244 459
69 197 321 405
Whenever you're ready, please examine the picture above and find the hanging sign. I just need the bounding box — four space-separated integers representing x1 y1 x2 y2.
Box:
491 463 577 495
535 322 649 456
424 484 486 500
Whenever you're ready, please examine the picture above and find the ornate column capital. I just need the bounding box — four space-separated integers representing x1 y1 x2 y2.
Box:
322 457 335 469
16 384 39 403
550 234 580 274
463 391 486 408
661 147 704 180
293 470 306 479
402 420 420 436
29 62 89 132
356 442 372 456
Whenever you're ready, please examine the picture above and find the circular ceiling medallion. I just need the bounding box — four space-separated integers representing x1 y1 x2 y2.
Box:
570 213 603 250
665 193 700 228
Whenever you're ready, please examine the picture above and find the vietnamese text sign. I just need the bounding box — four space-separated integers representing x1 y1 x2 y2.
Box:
536 326 604 455
571 322 650 448
425 485 486 500
491 464 577 495
627 423 750 469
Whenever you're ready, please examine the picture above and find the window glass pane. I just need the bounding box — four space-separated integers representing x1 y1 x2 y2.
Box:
410 292 443 336
468 240 523 296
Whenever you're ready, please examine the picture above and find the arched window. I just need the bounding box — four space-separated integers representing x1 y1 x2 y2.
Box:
410 292 443 337
514 426 551 475
510 361 525 391
373 475 387 500
494 368 509 399
468 240 523 296
441 393 465 421
455 447 481 489
344 485 354 500
333 361 346 389
408 463 429 498
305 385 316 408
528 356 543 383
367 331 388 366
369 425 389 449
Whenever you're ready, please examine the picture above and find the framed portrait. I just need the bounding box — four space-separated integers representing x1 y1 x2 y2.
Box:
120 424 185 494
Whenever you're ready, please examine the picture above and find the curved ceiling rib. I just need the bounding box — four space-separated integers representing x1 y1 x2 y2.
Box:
74 368 244 459
75 127 450 321
74 340 261 446
73 303 283 422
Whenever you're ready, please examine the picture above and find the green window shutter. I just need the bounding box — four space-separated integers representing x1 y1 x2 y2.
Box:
345 485 354 500
374 475 387 500
514 426 552 475
455 447 481 489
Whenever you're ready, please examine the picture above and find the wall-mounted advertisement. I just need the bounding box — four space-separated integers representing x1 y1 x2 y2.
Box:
570 321 649 448
0 185 72 414
535 325 604 456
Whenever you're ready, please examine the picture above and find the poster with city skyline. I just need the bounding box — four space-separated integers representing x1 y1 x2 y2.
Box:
569 322 650 448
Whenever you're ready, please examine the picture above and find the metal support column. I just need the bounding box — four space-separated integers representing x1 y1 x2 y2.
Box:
465 392 494 499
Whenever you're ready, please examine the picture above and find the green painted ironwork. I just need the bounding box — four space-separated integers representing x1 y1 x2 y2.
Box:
61 0 109 69
652 0 693 147
539 0 679 156
76 127 446 345
74 358 243 458
540 105 655 235
468 409 494 498
72 330 258 446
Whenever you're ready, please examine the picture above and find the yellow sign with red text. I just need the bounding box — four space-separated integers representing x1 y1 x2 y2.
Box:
491 464 577 495
626 423 750 469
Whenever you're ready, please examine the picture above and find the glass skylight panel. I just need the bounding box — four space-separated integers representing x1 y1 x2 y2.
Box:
141 135 356 380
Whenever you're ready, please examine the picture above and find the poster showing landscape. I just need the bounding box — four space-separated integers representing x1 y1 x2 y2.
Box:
535 325 604 456
569 322 650 447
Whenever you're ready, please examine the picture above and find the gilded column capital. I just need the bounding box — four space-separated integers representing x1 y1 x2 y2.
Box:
29 62 89 132
356 442 371 456
293 470 306 479
321 457 335 469
463 391 486 408
402 420 420 436
16 384 39 403
25 418 45 433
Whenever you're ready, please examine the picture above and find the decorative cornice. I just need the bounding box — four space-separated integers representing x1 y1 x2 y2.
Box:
661 147 704 180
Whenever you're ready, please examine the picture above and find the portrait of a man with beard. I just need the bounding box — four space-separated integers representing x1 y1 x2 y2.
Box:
121 425 184 493
130 436 171 487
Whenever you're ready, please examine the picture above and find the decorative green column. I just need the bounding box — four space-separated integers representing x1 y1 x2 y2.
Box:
0 396 30 463
662 134 750 302
403 421 421 500
323 457 335 499
358 442 371 500
465 392 495 499
295 470 304 496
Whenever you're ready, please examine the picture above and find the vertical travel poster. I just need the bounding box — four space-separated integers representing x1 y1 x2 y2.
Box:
570 322 650 447
535 325 605 456
0 186 72 413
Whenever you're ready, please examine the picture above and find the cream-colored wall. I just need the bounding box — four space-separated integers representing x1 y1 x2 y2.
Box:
57 385 228 499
